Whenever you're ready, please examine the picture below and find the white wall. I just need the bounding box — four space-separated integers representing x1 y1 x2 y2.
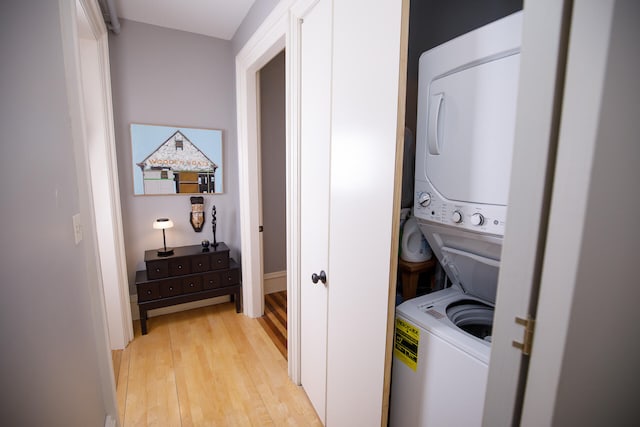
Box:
259 50 287 274
0 1 114 424
109 19 240 293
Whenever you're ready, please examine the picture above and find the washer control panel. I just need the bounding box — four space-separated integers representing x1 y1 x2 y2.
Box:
414 182 507 236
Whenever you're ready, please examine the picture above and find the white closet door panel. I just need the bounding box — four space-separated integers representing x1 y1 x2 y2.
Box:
299 0 332 422
326 0 404 425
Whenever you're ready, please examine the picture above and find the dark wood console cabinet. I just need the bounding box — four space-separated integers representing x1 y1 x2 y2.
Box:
135 242 241 335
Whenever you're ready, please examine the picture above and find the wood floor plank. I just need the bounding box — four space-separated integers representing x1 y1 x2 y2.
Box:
171 305 270 426
123 317 182 427
268 291 287 312
260 291 287 359
258 316 287 359
265 292 287 327
115 301 320 426
263 309 287 341
116 343 131 426
112 349 122 386
222 306 321 426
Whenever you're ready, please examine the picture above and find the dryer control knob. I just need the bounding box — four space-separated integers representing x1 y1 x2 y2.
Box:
471 213 484 226
452 210 463 223
418 192 432 207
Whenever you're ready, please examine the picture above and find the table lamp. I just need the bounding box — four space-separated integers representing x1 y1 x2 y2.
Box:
153 218 174 256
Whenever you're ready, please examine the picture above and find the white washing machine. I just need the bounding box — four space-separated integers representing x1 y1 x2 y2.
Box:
390 11 522 427
390 223 502 426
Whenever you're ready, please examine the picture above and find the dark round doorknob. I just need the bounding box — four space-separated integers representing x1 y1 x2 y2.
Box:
311 270 327 284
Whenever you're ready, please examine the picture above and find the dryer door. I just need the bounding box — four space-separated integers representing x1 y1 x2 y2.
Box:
424 53 520 206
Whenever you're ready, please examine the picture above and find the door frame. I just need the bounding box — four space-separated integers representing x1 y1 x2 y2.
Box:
59 0 120 422
73 0 133 350
235 0 302 382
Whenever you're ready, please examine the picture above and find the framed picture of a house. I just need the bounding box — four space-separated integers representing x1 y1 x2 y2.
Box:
130 123 223 195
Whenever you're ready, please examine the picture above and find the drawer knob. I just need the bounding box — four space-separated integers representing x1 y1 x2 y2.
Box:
147 290 152 295
198 263 202 267
156 268 160 272
189 283 194 287
169 286 173 291
178 265 183 269
217 259 222 264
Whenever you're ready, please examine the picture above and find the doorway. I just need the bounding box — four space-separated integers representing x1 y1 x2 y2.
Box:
257 50 288 358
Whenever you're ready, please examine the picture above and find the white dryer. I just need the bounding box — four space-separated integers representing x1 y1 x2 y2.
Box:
390 11 522 427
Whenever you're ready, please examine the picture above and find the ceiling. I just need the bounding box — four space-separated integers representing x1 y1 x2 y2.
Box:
113 0 257 40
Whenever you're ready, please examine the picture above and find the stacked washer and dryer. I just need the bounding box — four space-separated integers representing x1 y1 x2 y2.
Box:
390 12 523 427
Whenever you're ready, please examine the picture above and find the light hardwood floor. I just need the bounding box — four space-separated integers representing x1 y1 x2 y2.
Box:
113 302 320 426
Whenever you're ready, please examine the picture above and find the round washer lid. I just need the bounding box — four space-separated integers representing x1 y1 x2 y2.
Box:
441 246 500 303
416 220 502 304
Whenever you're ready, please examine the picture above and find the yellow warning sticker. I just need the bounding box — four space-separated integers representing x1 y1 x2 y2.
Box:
394 318 419 371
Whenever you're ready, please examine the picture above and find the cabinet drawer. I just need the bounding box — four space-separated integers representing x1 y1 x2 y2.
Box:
147 260 168 279
159 279 182 298
221 268 240 286
182 276 203 294
210 252 229 270
202 271 221 289
191 254 210 273
138 282 160 302
169 258 191 276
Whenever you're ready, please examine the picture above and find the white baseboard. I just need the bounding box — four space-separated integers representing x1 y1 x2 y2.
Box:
264 270 287 294
104 415 117 427
130 294 231 320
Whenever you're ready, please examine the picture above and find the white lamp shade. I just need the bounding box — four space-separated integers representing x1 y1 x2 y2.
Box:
153 218 174 229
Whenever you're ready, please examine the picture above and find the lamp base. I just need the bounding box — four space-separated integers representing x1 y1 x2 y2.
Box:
157 248 174 257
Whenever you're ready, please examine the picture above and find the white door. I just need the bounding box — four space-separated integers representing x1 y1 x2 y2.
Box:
325 0 405 425
520 1 639 424
485 1 638 425
482 1 570 424
299 0 332 422
297 0 406 424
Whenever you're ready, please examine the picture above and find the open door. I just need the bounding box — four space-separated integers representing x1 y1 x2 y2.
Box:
482 1 572 424
486 1 639 424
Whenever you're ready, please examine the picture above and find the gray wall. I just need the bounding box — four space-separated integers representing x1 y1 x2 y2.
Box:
259 50 287 274
232 0 281 55
109 19 240 292
0 1 110 425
